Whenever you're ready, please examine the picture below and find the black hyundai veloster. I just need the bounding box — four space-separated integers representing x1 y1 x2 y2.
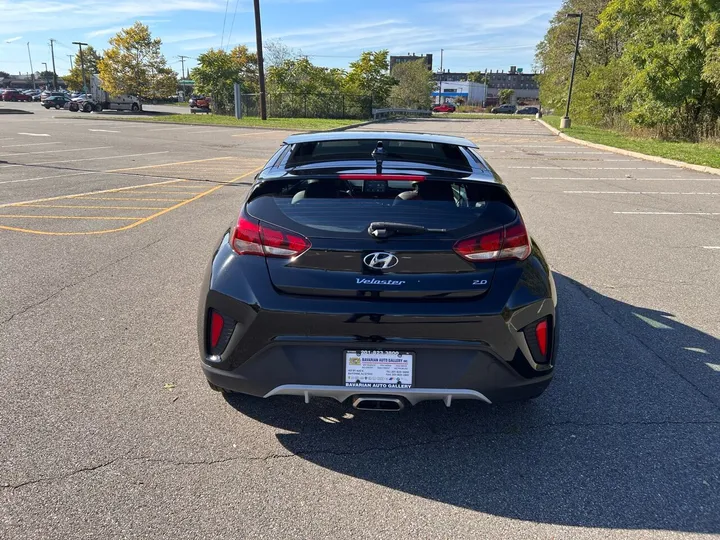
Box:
198 132 557 411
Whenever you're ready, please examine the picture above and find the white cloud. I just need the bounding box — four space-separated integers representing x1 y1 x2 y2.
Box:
86 27 124 38
162 31 218 44
4 36 23 43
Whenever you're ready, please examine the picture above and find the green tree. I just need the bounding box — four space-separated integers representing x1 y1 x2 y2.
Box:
389 58 434 109
598 0 720 139
267 57 343 94
64 45 101 91
343 50 394 105
190 45 258 114
535 0 624 124
498 88 515 104
98 22 177 100
467 71 488 84
0 71 10 79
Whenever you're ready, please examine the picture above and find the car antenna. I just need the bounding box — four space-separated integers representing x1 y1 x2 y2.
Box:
371 141 385 174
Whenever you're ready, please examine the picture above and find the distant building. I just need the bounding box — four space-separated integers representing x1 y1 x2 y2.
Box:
434 66 539 104
390 53 433 72
433 81 487 105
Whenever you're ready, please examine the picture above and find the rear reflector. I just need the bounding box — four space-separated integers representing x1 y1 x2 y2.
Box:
535 320 548 357
232 216 311 258
339 174 425 181
210 311 224 348
453 217 531 262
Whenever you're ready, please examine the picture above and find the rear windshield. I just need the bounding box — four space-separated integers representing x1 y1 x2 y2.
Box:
287 139 472 170
248 178 514 234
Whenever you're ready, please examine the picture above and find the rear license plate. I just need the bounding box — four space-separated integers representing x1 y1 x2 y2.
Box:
344 350 414 389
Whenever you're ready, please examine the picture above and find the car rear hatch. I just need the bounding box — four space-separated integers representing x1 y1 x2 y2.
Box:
240 174 527 300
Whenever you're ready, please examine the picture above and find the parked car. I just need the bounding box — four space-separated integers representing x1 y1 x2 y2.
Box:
432 103 456 113
1 90 33 102
491 104 517 114
516 106 539 115
42 95 72 109
189 95 211 109
198 132 558 410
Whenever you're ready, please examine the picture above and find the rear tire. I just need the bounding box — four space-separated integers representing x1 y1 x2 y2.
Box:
55 104 60 110
83 103 92 113
131 103 139 112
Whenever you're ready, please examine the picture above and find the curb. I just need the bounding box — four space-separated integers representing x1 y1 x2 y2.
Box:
535 119 720 177
54 114 379 133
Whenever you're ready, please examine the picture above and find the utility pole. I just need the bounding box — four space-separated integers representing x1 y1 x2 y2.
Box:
27 42 35 89
561 12 583 129
253 0 267 120
49 39 58 90
178 55 190 101
72 42 88 93
68 55 74 69
42 62 49 88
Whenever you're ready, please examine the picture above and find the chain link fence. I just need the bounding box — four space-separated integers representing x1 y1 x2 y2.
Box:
239 93 373 119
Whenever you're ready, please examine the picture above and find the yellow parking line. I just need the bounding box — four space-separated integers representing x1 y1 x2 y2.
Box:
19 204 168 210
0 179 185 209
106 156 234 172
117 190 203 195
0 215 139 220
0 166 262 236
74 197 188 202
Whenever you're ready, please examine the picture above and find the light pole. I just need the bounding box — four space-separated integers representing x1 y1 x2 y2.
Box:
72 42 88 93
561 12 583 129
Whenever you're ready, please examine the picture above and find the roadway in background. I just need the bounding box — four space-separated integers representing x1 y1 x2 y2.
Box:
1 110 718 539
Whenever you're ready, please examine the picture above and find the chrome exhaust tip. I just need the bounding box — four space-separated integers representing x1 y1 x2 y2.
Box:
352 396 405 412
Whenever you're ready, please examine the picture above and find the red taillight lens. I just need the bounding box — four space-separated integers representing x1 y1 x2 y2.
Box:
535 320 548 357
453 217 531 262
231 216 310 258
210 311 224 348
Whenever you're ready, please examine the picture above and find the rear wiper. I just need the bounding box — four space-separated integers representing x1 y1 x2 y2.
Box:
368 222 447 238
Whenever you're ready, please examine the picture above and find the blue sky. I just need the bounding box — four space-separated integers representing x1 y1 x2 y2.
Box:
0 0 560 78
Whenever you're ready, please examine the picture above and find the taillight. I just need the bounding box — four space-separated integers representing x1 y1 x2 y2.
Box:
453 217 531 262
231 216 310 258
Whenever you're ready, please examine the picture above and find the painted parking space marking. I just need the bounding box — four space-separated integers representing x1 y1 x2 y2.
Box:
1 142 59 148
20 204 168 210
510 166 677 170
0 146 112 158
0 151 170 169
532 177 720 181
106 156 233 173
88 129 120 133
0 167 261 236
614 212 720 215
702 246 720 249
17 132 50 137
563 191 720 195
0 171 97 186
74 196 189 202
0 214 139 220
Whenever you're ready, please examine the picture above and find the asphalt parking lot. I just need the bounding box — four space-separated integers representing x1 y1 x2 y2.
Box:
1 106 718 539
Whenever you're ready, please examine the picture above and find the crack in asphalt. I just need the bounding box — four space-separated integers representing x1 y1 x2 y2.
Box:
567 279 720 412
3 418 718 490
0 238 163 326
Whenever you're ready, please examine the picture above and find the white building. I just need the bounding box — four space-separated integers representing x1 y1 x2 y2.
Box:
432 81 487 105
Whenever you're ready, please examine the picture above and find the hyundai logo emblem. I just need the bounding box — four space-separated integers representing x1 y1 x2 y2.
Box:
363 252 399 270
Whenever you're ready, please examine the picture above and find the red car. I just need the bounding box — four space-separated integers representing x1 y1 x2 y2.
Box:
432 103 456 113
2 90 32 102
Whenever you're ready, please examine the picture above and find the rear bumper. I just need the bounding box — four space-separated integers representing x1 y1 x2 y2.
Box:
199 235 557 405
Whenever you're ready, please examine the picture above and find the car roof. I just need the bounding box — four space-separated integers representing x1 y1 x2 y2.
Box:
283 131 478 149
